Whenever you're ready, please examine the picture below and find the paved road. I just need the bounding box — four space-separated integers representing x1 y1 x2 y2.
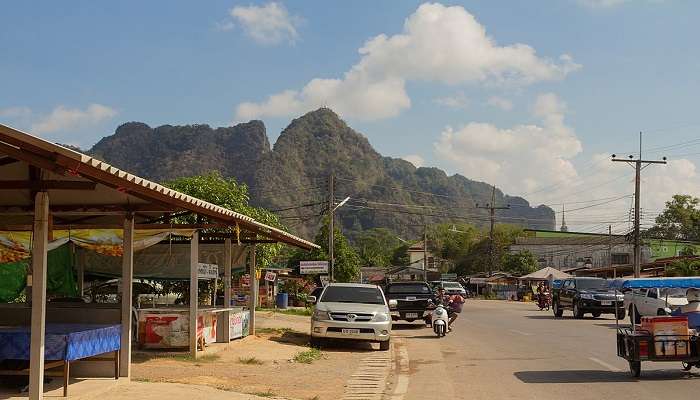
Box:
391 300 700 400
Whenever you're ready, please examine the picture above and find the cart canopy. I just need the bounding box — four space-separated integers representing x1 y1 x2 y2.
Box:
609 277 700 290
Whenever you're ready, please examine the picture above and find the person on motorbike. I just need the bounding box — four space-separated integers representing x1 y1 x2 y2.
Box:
434 287 460 331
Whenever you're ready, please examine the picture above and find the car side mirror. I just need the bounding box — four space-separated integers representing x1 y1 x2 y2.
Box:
388 299 398 308
308 296 317 304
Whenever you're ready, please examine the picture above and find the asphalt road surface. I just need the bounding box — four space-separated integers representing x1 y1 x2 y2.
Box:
391 300 700 400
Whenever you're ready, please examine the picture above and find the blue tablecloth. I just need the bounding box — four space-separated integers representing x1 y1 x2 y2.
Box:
0 323 121 361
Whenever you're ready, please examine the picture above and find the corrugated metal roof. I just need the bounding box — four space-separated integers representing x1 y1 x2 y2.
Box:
0 123 318 250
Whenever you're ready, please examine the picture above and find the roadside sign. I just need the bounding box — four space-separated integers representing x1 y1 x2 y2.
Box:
198 263 218 279
441 273 457 280
241 274 250 287
300 260 329 274
264 271 277 282
319 275 330 287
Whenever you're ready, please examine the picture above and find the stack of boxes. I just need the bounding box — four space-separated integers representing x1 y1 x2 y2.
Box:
640 316 690 357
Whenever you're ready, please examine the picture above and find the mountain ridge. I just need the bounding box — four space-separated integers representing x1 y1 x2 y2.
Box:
89 108 555 240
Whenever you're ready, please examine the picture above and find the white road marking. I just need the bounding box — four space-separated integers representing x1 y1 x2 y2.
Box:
588 357 622 372
509 329 532 336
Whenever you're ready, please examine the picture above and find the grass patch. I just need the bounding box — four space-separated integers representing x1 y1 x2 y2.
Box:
256 327 295 335
131 377 157 383
133 352 221 363
258 307 313 317
293 347 322 364
252 389 276 398
238 356 264 365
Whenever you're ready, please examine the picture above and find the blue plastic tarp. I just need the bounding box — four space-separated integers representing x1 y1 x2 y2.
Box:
609 277 700 290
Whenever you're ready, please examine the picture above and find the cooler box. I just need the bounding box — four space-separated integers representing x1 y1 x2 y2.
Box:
641 316 689 357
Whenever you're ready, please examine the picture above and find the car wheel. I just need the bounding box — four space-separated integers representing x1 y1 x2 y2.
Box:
629 306 641 324
379 339 390 351
310 337 323 349
657 309 667 316
592 311 602 318
573 302 584 319
553 301 564 318
616 309 626 320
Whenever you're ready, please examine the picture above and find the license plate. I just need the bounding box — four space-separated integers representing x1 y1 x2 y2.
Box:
601 301 612 306
405 296 416 301
341 329 360 335
405 312 419 319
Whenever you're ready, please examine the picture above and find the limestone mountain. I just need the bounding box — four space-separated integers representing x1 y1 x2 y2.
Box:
89 108 554 240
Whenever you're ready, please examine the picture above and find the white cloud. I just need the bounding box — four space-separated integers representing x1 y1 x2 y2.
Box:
0 106 32 119
487 96 513 111
229 2 301 45
403 154 425 167
31 104 117 134
235 2 580 121
434 93 582 195
434 92 469 110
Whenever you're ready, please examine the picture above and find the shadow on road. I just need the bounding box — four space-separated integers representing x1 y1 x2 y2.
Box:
392 323 428 330
595 323 631 329
525 315 614 321
515 369 700 384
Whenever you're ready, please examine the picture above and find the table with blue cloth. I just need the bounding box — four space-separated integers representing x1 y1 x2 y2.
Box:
0 323 121 397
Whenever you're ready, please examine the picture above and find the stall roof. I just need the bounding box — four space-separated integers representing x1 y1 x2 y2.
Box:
609 277 700 290
519 267 572 280
0 123 318 250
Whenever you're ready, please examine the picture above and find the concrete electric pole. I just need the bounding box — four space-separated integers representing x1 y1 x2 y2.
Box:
611 132 666 278
476 186 510 277
328 173 334 282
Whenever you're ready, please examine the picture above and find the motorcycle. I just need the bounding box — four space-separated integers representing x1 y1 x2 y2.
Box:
538 291 551 311
428 300 450 337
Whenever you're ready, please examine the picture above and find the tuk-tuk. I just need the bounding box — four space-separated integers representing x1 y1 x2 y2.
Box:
610 277 700 377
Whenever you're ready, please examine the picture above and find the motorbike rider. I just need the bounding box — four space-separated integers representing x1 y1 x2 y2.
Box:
434 287 460 331
672 288 700 330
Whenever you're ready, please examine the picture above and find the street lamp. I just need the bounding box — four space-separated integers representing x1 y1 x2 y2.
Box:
329 196 350 282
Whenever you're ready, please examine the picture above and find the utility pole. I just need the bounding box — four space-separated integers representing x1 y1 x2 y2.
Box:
423 223 428 281
327 173 335 282
608 225 615 279
612 132 666 278
476 186 510 276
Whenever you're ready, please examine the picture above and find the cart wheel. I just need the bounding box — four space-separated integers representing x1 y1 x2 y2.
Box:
629 361 641 378
682 361 693 371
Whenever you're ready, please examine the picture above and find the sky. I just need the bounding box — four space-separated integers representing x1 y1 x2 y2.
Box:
2 0 700 233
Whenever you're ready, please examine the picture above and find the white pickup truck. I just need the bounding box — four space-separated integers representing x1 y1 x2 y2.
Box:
623 288 688 323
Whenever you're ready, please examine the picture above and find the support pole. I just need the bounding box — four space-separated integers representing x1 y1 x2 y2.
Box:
29 192 49 400
223 238 232 342
328 174 334 282
189 230 199 358
249 244 257 335
423 224 427 281
119 214 134 377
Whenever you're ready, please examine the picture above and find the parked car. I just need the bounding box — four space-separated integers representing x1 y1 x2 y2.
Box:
384 281 435 323
434 281 467 296
623 288 688 324
552 277 625 319
309 283 392 351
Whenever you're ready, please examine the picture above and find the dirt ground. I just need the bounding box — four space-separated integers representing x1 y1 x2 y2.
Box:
130 312 375 400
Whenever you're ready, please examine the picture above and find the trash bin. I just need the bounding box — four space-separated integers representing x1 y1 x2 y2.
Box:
276 293 289 309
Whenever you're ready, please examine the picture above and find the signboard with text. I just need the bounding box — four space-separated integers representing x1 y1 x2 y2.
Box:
198 263 219 280
264 271 277 282
300 260 329 274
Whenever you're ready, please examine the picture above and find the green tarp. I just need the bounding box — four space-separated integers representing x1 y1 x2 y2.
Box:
0 244 77 302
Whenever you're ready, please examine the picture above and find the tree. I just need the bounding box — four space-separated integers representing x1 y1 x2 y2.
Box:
666 259 700 277
646 195 700 241
501 250 538 276
355 228 403 268
164 172 284 268
287 218 360 283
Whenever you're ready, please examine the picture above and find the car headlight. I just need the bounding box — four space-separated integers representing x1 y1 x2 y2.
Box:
373 312 390 322
580 294 594 300
312 309 330 321
616 295 624 301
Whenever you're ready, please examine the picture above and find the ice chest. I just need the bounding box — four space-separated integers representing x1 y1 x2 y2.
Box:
641 316 689 357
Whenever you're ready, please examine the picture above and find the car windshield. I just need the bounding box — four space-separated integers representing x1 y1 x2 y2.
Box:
576 279 609 290
442 282 462 289
320 286 385 305
388 283 431 294
661 288 689 298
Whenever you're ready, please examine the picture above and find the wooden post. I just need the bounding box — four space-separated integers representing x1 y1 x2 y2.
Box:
29 192 49 400
222 238 232 342
119 215 134 378
189 230 199 358
73 242 84 297
248 244 257 335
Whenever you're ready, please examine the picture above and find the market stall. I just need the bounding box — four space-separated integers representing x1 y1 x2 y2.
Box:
0 123 318 399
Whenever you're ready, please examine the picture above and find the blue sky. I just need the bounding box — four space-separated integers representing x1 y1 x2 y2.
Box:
2 1 700 232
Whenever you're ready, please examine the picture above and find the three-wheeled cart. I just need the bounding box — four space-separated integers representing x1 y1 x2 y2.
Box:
611 277 700 377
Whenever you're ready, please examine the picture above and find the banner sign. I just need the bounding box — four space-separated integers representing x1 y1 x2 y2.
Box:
441 273 457 280
300 260 329 274
264 271 277 282
198 263 219 279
